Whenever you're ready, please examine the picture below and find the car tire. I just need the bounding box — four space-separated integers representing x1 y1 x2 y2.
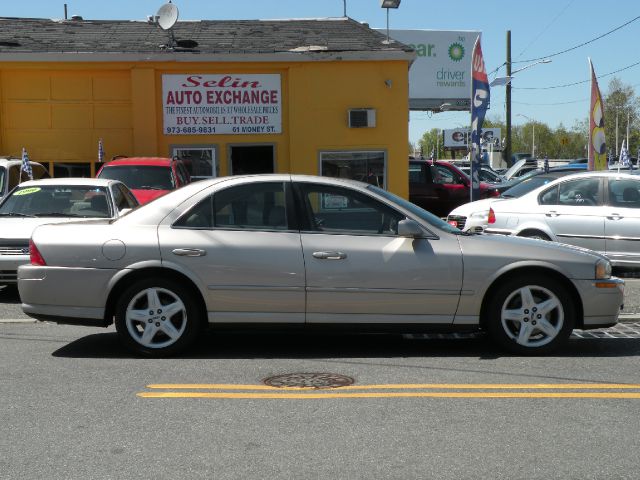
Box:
486 274 575 354
115 277 203 357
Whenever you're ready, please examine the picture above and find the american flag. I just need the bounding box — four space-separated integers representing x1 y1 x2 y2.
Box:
21 147 33 180
98 139 105 162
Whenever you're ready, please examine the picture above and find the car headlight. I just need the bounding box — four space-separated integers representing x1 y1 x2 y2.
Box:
470 210 489 219
595 259 612 279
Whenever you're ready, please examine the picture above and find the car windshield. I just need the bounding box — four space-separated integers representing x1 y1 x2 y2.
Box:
98 165 175 190
367 185 462 234
0 185 111 218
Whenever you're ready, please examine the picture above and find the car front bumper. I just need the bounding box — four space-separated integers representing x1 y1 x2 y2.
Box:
575 277 625 329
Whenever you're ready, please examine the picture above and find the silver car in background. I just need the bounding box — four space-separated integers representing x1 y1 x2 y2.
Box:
485 171 640 267
18 174 623 356
0 178 138 284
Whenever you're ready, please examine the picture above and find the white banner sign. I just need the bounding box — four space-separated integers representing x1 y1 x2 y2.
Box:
385 30 480 111
162 74 282 135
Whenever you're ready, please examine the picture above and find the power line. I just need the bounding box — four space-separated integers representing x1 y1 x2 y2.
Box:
514 59 640 90
515 0 576 60
513 14 640 64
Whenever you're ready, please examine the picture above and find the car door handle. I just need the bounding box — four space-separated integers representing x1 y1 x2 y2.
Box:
607 213 623 220
545 210 560 217
172 248 206 257
312 251 347 260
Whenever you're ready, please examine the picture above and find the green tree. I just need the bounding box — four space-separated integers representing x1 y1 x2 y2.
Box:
604 77 640 158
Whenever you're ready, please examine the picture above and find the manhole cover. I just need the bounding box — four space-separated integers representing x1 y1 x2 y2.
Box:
263 373 355 389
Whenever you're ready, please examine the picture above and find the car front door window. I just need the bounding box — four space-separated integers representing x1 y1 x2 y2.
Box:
296 183 403 235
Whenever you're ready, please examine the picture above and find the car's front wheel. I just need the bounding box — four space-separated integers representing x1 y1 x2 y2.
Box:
115 278 203 357
486 275 575 354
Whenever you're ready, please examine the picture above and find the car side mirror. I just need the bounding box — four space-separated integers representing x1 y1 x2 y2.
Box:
397 219 424 238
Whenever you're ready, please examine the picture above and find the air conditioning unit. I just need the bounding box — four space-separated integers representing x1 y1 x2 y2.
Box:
348 109 376 128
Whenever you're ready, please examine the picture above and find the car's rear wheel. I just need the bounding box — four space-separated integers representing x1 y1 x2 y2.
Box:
486 275 575 354
115 278 202 357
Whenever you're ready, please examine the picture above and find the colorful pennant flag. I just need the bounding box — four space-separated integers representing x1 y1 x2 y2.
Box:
588 58 607 171
470 35 490 201
21 147 33 180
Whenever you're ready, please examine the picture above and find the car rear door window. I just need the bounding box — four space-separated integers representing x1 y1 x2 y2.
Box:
175 182 288 230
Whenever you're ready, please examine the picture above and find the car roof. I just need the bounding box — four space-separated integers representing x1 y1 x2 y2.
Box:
17 177 119 187
101 157 173 167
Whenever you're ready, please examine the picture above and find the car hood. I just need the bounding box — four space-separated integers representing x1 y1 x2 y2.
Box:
131 188 170 205
0 217 81 240
458 230 607 279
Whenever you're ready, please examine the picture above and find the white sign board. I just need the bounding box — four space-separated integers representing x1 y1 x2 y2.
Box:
443 128 501 149
387 30 480 111
162 74 282 135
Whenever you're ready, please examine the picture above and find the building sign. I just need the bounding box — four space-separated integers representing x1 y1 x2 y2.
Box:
443 128 501 149
385 30 480 111
162 74 282 135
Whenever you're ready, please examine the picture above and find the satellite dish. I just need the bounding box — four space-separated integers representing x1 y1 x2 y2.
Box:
156 2 179 31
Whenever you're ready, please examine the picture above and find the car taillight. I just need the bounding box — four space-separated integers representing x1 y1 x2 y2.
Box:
29 239 47 266
488 208 496 224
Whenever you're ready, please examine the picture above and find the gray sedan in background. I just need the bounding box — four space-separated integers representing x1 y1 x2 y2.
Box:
18 174 623 356
485 171 640 268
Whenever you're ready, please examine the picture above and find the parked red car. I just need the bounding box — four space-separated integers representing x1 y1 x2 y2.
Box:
96 157 190 205
409 159 500 217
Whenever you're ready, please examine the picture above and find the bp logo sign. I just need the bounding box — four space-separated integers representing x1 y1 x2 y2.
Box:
448 42 465 62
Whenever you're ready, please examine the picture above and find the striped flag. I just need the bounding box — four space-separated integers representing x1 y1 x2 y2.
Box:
21 147 33 180
470 35 490 201
98 138 105 162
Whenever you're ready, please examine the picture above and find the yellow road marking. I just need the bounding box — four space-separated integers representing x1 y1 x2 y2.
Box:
146 383 640 390
138 383 640 399
138 391 640 399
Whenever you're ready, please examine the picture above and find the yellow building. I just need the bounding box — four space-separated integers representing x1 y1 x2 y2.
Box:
0 16 415 196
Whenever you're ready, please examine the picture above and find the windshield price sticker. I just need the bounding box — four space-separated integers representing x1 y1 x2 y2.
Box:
162 74 282 135
14 187 41 196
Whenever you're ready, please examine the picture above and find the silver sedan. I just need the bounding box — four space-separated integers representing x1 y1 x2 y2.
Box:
485 171 640 267
18 174 624 356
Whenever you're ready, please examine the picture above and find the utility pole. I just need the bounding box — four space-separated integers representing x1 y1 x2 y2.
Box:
505 30 512 167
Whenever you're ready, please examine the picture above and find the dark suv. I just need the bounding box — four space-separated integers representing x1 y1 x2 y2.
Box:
409 160 500 217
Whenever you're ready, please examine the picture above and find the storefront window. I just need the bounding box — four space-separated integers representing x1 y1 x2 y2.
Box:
172 146 217 181
320 151 386 188
53 162 94 178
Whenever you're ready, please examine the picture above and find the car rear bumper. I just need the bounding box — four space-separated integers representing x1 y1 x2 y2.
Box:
18 264 116 325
